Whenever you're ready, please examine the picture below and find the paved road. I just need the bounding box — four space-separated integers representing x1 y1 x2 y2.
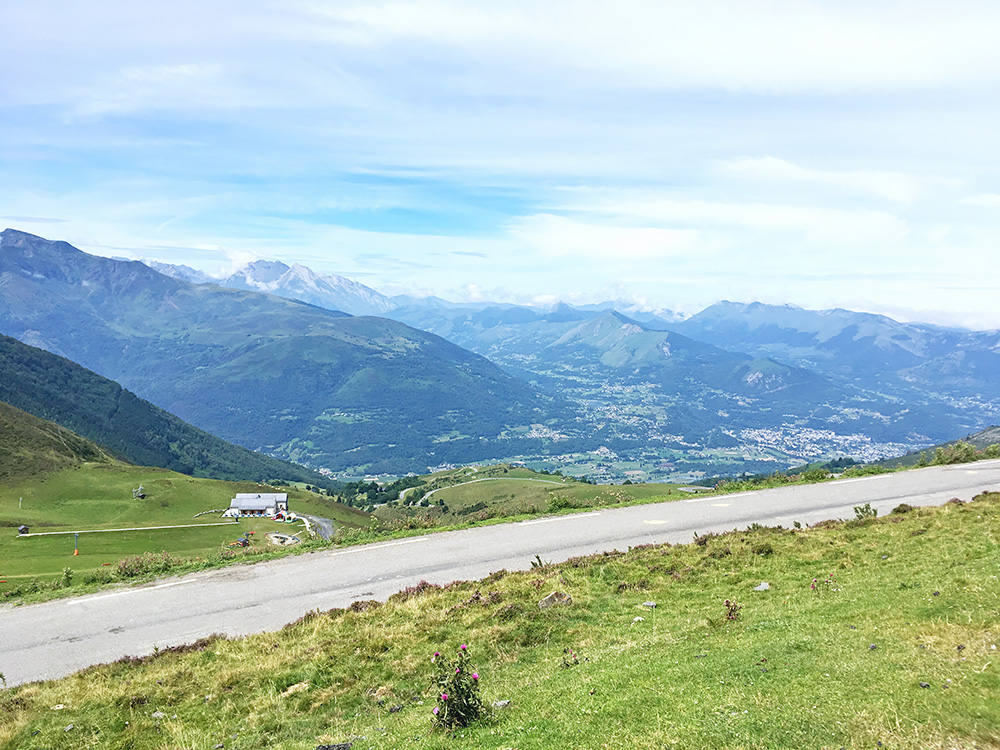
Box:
296 513 334 540
2 461 998 687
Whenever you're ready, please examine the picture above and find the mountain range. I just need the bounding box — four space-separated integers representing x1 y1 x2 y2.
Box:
140 251 1000 476
0 229 566 476
4 227 999 481
146 258 393 317
672 301 1000 400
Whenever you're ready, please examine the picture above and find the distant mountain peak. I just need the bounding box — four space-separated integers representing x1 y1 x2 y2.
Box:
220 259 390 316
544 302 593 324
143 260 211 284
604 309 645 327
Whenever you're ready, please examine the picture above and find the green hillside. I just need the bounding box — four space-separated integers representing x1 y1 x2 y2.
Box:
0 333 332 486
330 464 696 529
0 463 370 591
0 399 118 479
2 494 997 749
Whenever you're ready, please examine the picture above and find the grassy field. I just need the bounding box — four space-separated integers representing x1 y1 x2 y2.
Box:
0 463 369 590
373 464 698 525
3 493 997 749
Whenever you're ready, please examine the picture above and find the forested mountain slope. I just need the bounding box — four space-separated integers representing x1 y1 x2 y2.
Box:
0 229 568 475
0 333 332 484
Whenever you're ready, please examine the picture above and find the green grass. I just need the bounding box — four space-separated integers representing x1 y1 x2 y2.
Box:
1 525 240 579
0 400 118 481
3 494 998 749
372 464 696 525
0 463 368 591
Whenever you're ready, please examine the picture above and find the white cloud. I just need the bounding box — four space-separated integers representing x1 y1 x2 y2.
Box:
2 1 1000 328
551 189 909 248
302 0 1000 93
507 214 702 260
74 63 224 117
718 157 927 205
962 193 1000 208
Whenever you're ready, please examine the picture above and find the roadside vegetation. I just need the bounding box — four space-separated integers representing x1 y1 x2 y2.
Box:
2 493 998 749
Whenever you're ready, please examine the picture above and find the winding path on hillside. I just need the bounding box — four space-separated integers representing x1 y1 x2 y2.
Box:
2 460 999 687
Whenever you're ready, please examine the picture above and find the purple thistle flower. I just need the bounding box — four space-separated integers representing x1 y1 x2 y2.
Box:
472 673 479 680
459 644 467 650
441 693 448 701
433 706 439 715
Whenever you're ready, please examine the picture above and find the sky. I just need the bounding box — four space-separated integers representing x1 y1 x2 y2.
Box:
2 1 1000 328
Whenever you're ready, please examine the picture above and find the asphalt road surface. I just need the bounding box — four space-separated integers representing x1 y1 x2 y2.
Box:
297 512 334 540
3 460 998 687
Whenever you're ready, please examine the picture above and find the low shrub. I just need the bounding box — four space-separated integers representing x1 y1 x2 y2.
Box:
388 580 441 604
115 551 179 579
853 503 878 521
386 515 439 531
82 568 115 585
933 441 977 465
841 464 892 478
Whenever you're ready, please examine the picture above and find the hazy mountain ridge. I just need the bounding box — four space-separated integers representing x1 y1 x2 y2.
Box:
0 230 570 476
146 258 393 316
135 252 1000 479
191 254 992 477
674 301 1000 399
389 303 938 479
222 259 393 316
7 230 997 482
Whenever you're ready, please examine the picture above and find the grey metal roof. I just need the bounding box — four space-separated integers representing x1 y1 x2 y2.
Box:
229 493 287 510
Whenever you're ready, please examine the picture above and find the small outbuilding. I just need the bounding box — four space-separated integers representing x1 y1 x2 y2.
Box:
17 525 29 536
223 493 289 518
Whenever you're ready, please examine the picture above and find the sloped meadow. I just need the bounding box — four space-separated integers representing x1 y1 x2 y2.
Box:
2 493 998 749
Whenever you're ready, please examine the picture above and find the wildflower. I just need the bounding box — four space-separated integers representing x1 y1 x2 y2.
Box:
472 673 479 680
455 668 461 674
459 644 467 650
441 693 448 701
433 706 439 715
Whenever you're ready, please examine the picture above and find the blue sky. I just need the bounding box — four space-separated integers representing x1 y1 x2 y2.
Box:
3 1 1000 327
